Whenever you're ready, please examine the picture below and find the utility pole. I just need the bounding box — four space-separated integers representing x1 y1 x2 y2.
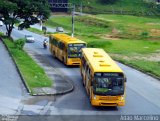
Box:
38 15 43 31
80 2 83 15
71 5 75 37
40 20 42 31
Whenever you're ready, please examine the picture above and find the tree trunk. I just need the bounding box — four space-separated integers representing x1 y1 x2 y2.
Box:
5 24 13 38
7 28 12 38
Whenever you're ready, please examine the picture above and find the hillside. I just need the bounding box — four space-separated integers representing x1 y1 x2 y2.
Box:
69 0 159 16
44 14 160 77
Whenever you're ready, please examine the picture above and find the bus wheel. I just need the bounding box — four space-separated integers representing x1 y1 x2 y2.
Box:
82 79 85 86
52 51 56 58
82 76 85 86
62 57 65 64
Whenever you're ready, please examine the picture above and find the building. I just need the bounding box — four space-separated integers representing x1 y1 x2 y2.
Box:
48 0 68 12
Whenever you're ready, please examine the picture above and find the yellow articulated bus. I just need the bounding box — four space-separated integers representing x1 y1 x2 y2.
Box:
80 48 126 106
49 34 86 65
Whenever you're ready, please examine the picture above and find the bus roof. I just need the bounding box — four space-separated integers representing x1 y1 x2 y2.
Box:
82 48 123 73
50 34 86 44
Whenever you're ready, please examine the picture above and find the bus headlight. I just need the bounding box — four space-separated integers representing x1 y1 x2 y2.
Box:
121 96 124 101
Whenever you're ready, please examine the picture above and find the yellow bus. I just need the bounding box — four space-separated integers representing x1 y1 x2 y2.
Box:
49 34 86 65
80 48 126 106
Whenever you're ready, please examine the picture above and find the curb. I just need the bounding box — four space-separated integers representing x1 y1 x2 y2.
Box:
47 66 74 96
25 49 74 96
31 81 74 96
1 37 74 96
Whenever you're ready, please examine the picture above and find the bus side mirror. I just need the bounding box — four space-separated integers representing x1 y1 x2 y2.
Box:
125 77 127 82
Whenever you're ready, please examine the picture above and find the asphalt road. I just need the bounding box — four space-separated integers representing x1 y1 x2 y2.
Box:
0 40 25 115
0 26 160 118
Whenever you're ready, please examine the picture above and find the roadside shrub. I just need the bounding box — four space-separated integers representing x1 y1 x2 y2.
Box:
151 41 159 45
0 32 6 38
47 32 56 34
141 31 149 38
0 32 3 36
14 39 25 50
75 16 110 28
88 40 112 48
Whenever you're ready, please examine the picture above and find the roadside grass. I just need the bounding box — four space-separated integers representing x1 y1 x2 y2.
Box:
96 15 160 39
86 38 160 55
114 58 160 78
3 38 52 93
14 23 55 36
129 60 160 77
44 16 75 32
27 28 44 35
45 15 160 40
44 16 111 36
27 28 55 36
44 15 160 78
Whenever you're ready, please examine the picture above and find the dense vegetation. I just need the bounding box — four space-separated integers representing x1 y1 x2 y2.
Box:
69 0 160 16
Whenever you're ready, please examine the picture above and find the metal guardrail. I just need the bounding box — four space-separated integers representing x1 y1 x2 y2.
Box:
49 3 73 8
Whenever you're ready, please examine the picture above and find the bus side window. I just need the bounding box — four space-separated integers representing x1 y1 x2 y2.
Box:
83 58 87 71
82 56 85 68
58 42 61 49
85 63 88 73
87 68 91 80
49 37 52 44
62 43 65 50
59 42 65 50
86 65 90 78
53 39 54 45
53 39 58 47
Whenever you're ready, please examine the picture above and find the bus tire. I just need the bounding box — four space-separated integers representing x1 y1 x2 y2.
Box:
82 82 84 86
82 79 85 86
62 57 65 64
83 76 85 86
52 51 56 58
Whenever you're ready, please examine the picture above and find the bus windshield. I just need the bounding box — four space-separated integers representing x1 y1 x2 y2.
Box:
93 73 124 96
68 44 86 58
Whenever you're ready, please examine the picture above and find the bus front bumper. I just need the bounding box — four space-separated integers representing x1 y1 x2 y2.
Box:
67 58 81 66
91 100 125 107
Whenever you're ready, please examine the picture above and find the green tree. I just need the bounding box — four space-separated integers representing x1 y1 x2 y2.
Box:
0 0 50 37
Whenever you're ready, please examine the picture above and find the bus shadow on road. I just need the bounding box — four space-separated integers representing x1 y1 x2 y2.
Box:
92 106 118 111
